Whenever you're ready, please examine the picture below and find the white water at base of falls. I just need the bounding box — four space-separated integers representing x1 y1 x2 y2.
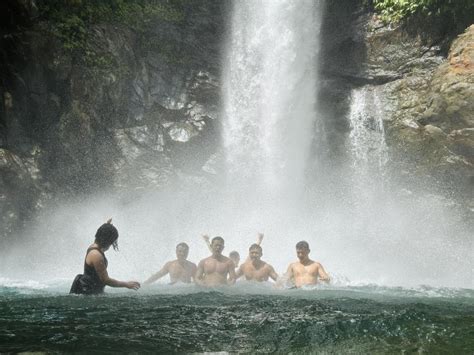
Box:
0 1 472 290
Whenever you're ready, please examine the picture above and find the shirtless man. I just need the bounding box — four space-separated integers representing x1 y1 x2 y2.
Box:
202 232 264 268
285 241 330 288
236 244 278 282
144 243 197 285
195 236 236 286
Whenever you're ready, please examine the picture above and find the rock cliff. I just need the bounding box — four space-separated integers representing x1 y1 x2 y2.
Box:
0 0 472 240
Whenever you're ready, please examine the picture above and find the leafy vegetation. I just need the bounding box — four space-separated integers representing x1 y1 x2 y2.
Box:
36 0 186 70
369 0 474 24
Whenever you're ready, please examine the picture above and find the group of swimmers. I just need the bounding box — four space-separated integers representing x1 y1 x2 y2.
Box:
70 220 330 295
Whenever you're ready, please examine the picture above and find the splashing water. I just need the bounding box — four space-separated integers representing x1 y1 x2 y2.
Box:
0 0 472 291
222 0 321 200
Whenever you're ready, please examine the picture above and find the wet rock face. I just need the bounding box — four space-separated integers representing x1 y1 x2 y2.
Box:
0 1 227 238
0 148 42 240
1 0 472 240
383 25 474 197
320 2 473 206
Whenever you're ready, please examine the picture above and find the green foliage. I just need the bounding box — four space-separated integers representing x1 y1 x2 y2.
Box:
37 0 185 71
370 0 474 24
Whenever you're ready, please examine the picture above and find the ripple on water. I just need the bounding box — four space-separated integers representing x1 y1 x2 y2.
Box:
0 282 473 353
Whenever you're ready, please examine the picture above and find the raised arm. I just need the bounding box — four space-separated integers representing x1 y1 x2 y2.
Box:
89 251 140 290
317 263 330 283
202 234 212 252
143 262 171 285
256 232 264 246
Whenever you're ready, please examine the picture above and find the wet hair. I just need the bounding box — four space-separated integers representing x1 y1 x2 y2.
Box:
211 236 224 244
95 223 119 251
229 250 240 258
176 242 189 250
249 244 262 253
296 241 310 250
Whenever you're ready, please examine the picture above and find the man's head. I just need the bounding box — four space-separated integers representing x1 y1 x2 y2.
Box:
211 236 225 256
248 244 262 262
296 240 310 261
176 242 189 260
229 250 240 267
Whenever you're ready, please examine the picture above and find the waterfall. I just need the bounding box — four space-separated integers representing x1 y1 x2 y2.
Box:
348 86 388 170
222 0 323 199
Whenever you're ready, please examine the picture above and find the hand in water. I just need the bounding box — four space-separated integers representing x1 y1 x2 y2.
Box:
125 281 141 290
274 275 289 289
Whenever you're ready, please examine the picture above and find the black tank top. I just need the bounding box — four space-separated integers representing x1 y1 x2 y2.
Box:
83 247 108 294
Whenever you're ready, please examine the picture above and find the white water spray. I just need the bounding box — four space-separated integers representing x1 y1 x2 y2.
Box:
348 86 388 169
222 0 321 199
0 1 472 290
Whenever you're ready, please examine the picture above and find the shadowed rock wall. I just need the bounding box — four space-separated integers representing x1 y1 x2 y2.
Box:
0 0 228 239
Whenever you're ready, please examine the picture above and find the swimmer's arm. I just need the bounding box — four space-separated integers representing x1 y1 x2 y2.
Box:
190 264 198 283
202 234 212 252
195 260 205 286
286 264 294 281
235 265 244 279
227 260 237 285
276 264 294 288
143 262 170 285
90 252 140 290
256 232 264 245
268 265 278 282
317 263 330 283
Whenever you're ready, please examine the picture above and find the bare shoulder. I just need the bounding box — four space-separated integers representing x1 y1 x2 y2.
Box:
310 261 324 272
241 261 253 270
165 260 176 268
87 249 104 262
223 256 233 265
199 256 213 264
264 262 275 271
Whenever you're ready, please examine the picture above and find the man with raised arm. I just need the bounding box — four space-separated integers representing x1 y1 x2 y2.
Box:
144 243 197 285
284 241 330 288
195 236 236 286
202 232 264 268
236 243 278 282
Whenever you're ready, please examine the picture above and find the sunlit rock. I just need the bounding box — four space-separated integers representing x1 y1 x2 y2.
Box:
424 125 445 137
167 123 198 143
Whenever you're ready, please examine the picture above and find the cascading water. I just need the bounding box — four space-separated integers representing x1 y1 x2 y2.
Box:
222 0 321 200
0 0 472 290
348 85 388 169
1 2 473 352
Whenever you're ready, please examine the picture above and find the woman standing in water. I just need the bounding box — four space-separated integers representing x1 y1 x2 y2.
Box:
70 220 140 295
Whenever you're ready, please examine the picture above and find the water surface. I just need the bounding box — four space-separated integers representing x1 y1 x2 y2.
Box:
1 281 473 353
